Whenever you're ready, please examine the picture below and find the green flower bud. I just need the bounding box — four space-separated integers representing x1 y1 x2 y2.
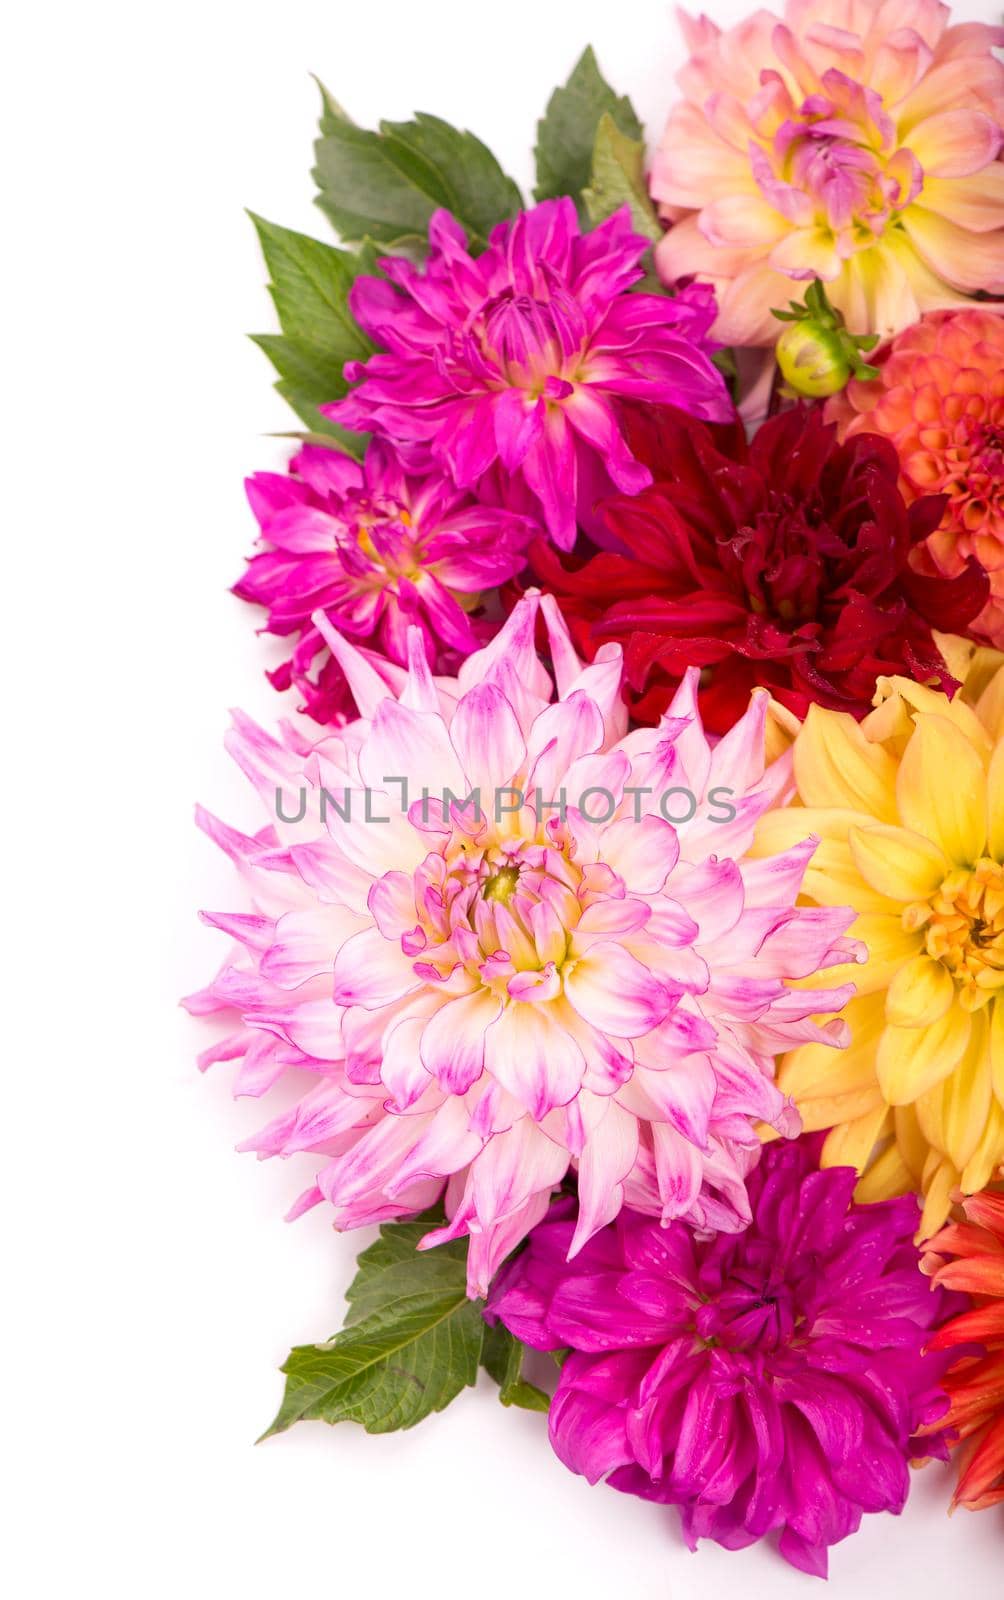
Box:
771 278 880 400
776 321 852 398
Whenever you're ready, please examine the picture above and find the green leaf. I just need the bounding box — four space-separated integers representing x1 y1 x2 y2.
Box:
535 46 643 208
249 212 374 451
313 89 522 253
262 1220 485 1437
481 1322 551 1412
582 113 662 245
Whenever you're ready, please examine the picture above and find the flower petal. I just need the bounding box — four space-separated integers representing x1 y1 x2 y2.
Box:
885 955 955 1028
420 989 503 1094
876 1007 971 1104
795 707 899 821
847 823 949 902
897 715 987 867
564 943 679 1037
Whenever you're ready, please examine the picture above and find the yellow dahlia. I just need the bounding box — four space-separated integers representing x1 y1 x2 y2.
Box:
754 643 1004 1234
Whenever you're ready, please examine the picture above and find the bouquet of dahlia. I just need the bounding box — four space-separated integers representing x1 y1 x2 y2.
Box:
186 0 1004 1577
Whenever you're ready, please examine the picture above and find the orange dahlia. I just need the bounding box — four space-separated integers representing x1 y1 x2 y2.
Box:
924 1190 1004 1511
829 309 1004 648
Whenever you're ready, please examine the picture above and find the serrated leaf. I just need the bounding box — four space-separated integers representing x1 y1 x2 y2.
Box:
262 1219 484 1437
535 46 643 208
582 113 662 246
249 212 374 447
312 92 522 253
481 1322 551 1412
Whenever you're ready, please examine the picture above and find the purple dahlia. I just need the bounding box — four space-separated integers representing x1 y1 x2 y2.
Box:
489 1136 960 1577
327 200 732 550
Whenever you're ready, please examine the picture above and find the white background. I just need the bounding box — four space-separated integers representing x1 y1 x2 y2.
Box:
5 1 1003 1595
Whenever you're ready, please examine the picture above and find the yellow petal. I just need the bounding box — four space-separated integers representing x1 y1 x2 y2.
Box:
794 705 899 820
751 806 859 861
974 661 1004 741
915 1009 991 1171
791 1088 884 1130
918 1157 959 1240
896 714 987 867
844 914 921 997
778 993 885 1099
875 1006 971 1104
860 689 918 749
853 1141 913 1203
803 838 900 913
885 955 954 1028
990 998 1004 1109
894 1103 929 1181
821 1102 892 1173
848 822 948 902
764 698 801 763
988 741 1004 862
960 1099 1004 1193
933 632 980 687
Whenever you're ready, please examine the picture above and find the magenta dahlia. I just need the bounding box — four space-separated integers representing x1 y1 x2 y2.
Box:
326 201 732 550
185 595 859 1296
235 441 532 724
489 1136 960 1577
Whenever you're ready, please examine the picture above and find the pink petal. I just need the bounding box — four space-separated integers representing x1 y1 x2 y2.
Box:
600 815 681 894
564 942 679 1037
484 1003 587 1117
419 989 502 1094
332 927 421 1009
451 681 527 797
570 1099 639 1255
359 699 466 797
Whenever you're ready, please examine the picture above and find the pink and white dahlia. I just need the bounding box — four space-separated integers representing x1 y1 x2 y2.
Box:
652 0 1004 346
186 595 861 1295
326 201 732 551
235 441 533 725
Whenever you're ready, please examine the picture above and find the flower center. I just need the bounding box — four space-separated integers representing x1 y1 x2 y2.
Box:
343 497 424 582
904 861 1004 1011
478 287 588 392
971 420 1004 476
483 863 520 904
757 79 922 254
694 1266 799 1353
409 822 586 1000
733 499 826 627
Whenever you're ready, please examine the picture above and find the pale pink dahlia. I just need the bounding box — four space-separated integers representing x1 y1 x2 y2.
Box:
185 595 861 1295
235 441 533 724
327 201 732 550
653 0 1004 345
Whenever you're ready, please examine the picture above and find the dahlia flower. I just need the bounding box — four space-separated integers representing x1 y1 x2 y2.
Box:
829 309 1004 649
652 1 1004 346
924 1189 1004 1511
753 653 1004 1235
525 402 987 732
186 594 860 1295
326 200 732 551
489 1136 958 1577
234 441 532 724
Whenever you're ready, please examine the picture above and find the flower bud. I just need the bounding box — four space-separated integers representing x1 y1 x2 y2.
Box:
775 321 851 398
772 278 880 400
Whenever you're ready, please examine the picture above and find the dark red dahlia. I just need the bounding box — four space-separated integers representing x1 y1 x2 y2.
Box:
526 403 989 732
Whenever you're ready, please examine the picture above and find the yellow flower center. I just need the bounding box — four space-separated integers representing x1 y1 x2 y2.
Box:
483 863 521 905
904 860 1004 1011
